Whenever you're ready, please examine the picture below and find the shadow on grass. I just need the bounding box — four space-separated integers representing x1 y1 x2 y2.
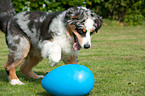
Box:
0 70 91 96
37 91 90 96
0 69 8 83
37 92 90 96
0 69 54 95
36 92 53 96
0 69 47 83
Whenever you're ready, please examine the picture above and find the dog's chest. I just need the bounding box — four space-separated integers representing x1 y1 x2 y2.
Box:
55 34 73 54
54 33 79 59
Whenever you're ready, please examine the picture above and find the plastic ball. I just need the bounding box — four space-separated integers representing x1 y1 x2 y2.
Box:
41 64 94 96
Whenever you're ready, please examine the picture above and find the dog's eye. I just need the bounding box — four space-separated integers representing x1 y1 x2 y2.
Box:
77 29 86 36
90 30 95 35
90 32 93 35
77 29 83 34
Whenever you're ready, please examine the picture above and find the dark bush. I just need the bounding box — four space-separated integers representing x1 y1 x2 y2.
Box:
11 0 145 25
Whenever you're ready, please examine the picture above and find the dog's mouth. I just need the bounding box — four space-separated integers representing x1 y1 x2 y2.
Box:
67 24 81 51
73 33 81 51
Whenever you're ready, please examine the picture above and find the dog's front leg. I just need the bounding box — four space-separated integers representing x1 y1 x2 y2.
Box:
41 41 61 67
63 55 78 64
49 48 61 67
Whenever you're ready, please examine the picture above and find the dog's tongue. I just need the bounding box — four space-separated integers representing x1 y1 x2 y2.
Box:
73 42 81 51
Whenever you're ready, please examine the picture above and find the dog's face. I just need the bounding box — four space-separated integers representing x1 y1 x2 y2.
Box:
65 7 102 50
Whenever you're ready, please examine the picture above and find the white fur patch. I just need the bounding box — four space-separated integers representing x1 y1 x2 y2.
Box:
32 11 79 66
10 79 24 85
49 12 73 53
81 32 91 48
48 12 80 64
39 40 61 66
80 18 95 48
85 18 95 31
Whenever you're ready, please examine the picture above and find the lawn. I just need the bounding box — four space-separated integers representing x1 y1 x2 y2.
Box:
0 26 145 96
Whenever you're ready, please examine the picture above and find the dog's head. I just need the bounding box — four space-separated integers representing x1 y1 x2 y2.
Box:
65 7 102 50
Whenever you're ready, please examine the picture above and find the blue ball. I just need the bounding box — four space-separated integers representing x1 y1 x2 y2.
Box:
41 64 94 96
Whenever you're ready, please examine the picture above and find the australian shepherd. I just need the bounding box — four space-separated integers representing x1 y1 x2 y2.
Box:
0 0 102 85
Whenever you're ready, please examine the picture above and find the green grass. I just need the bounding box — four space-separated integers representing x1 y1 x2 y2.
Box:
0 26 145 96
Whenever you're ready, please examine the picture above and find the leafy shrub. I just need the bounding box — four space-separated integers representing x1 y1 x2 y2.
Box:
124 0 145 25
12 0 86 12
11 0 145 25
88 0 145 25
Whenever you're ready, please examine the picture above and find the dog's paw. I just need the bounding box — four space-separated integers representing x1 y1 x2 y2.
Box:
37 75 44 79
10 79 25 85
50 62 58 67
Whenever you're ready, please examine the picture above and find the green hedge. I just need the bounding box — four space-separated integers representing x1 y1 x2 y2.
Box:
11 0 145 25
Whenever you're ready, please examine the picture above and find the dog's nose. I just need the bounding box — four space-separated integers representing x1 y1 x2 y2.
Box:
84 44 90 49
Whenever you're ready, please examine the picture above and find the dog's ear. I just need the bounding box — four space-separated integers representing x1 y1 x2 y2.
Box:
65 7 79 20
95 16 103 33
65 7 75 19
